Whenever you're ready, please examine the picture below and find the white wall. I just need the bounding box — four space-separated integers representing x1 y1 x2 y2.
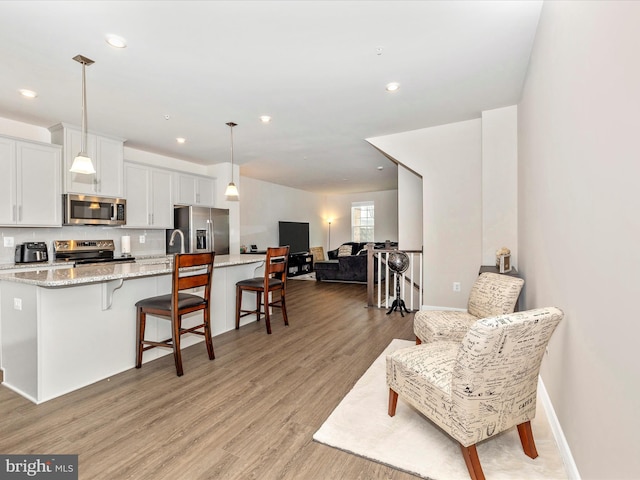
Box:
397 165 423 251
518 1 640 478
482 106 518 267
324 190 398 252
239 176 325 252
368 120 483 308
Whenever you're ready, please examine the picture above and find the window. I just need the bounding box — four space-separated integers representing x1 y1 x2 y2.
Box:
351 201 374 242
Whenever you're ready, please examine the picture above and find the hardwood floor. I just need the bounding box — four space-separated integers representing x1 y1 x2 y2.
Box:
0 279 418 479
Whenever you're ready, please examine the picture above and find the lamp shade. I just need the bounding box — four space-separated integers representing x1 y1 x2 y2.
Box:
70 153 96 174
225 182 239 197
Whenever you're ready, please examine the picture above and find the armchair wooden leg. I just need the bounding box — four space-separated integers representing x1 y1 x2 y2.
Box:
517 421 539 459
415 336 421 345
460 444 485 480
388 388 398 416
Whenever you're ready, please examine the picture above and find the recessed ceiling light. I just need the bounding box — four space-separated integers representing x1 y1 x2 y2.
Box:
260 115 271 123
106 34 127 49
377 166 384 170
386 82 400 92
176 137 186 144
19 89 37 98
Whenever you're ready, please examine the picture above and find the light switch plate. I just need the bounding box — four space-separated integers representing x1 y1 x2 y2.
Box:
4 236 14 247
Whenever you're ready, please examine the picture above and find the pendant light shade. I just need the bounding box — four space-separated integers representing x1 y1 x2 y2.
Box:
225 121 239 197
70 55 96 175
224 182 239 197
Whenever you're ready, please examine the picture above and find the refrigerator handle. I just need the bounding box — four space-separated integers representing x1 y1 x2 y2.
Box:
209 219 214 253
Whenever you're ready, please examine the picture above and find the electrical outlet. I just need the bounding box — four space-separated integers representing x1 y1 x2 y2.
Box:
453 282 461 292
139 235 145 244
4 236 14 247
13 298 22 310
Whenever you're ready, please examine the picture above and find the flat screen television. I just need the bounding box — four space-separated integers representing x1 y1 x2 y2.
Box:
278 221 310 255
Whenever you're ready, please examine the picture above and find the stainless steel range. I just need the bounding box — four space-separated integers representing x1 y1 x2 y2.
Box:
54 240 135 266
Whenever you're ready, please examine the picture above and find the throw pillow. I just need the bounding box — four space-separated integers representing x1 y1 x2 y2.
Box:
338 245 352 257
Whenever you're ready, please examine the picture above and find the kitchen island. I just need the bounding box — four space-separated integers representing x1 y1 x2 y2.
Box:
0 254 266 403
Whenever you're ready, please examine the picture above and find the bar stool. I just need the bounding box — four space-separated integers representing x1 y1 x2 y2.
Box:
235 246 289 334
135 252 215 376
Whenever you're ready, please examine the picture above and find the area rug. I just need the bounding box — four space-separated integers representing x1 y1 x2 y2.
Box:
313 339 568 480
289 272 316 281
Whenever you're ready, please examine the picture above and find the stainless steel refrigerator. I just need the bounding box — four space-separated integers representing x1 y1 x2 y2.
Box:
166 205 230 255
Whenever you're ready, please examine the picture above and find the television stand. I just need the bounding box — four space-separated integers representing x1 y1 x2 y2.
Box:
287 253 314 277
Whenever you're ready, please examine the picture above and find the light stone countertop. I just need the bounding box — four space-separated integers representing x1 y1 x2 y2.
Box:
0 254 265 288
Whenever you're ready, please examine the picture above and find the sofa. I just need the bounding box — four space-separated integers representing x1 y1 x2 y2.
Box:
314 241 396 283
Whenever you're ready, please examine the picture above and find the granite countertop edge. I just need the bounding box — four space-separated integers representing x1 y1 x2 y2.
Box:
0 254 265 287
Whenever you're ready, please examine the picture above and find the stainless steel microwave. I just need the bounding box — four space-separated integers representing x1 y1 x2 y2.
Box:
63 194 126 226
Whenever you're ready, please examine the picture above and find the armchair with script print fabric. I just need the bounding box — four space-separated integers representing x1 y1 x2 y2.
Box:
387 307 564 480
413 272 524 344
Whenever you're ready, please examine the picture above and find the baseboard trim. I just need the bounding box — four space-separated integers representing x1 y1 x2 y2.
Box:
538 377 581 480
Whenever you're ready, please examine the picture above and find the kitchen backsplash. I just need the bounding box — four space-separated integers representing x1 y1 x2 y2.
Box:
0 226 167 265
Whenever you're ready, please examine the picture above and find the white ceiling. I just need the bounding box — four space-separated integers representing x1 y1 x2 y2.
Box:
0 1 542 195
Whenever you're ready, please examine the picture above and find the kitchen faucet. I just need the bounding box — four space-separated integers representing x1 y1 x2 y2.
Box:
169 229 186 254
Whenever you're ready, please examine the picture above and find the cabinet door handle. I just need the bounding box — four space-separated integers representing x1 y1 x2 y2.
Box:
18 205 22 222
12 205 16 222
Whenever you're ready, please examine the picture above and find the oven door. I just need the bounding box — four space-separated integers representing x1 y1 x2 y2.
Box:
63 194 126 226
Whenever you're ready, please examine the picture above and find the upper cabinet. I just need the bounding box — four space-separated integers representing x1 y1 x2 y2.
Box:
0 135 62 227
176 173 215 207
49 123 125 198
124 162 173 229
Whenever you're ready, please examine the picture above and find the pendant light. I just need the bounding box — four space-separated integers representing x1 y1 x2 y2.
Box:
224 121 239 197
70 55 96 174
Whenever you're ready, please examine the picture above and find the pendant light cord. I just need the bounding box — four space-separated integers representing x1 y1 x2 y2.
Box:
81 61 88 155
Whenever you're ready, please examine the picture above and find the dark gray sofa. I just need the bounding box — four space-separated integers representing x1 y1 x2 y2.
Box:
314 242 396 283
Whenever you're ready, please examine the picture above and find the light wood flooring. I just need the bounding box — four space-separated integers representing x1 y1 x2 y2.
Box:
0 279 418 479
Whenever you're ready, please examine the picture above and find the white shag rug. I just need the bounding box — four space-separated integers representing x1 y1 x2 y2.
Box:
313 339 568 480
289 272 316 281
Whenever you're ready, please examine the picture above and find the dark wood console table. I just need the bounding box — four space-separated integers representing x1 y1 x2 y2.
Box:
479 265 519 277
288 253 314 277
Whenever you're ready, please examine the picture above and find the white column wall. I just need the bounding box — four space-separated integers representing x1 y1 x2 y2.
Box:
482 106 518 267
397 165 423 251
368 119 482 308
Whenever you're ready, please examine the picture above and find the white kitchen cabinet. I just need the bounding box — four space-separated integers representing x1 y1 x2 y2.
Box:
123 162 173 229
49 123 125 197
0 135 61 227
176 173 215 206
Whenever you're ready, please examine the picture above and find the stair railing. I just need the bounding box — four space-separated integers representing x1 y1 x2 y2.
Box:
366 243 423 310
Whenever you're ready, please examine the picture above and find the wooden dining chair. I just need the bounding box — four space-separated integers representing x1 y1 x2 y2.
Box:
135 252 215 376
235 246 290 334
